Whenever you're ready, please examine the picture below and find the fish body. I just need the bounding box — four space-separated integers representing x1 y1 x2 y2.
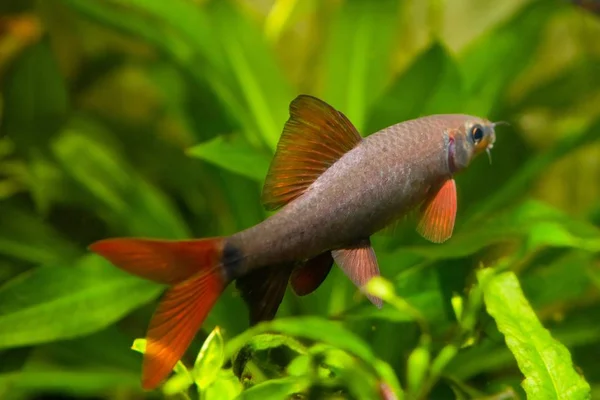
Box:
89 95 499 390
231 115 459 267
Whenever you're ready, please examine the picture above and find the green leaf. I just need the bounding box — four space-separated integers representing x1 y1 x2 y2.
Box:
398 200 600 261
60 0 214 66
204 369 243 400
478 268 591 399
0 206 81 265
235 376 310 399
0 369 140 397
0 255 161 349
0 39 68 150
207 0 294 148
52 125 190 238
322 0 400 131
510 60 600 112
186 136 271 183
366 43 464 134
521 251 595 309
194 326 225 390
466 118 600 223
406 346 430 396
224 317 403 398
346 260 445 325
458 1 561 115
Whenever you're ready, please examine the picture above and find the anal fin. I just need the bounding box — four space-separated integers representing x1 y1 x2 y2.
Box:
332 239 382 308
235 265 293 325
290 252 334 296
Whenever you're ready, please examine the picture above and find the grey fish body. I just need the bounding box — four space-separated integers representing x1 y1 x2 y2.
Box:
229 114 469 272
89 95 500 389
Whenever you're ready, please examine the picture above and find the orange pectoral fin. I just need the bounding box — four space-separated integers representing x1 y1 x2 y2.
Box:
290 252 334 296
332 239 382 308
416 179 457 243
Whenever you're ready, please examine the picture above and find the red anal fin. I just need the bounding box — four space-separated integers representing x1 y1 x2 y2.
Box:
332 239 382 308
290 252 334 296
89 238 225 285
235 265 293 325
88 237 228 390
262 95 362 210
416 179 457 243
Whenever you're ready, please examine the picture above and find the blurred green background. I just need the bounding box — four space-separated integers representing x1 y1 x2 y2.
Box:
0 0 599 399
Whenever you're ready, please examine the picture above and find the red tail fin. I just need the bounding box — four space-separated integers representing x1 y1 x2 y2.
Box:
89 237 228 390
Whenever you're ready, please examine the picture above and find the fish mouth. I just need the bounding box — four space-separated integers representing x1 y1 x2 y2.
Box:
485 120 509 165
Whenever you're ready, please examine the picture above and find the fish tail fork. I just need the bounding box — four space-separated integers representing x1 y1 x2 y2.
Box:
89 237 232 390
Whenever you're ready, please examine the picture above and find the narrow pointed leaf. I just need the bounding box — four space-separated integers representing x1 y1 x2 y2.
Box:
478 269 591 399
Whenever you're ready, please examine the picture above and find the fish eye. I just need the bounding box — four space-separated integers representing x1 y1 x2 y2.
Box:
470 124 484 144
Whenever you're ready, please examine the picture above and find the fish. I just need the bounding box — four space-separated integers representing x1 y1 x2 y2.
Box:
89 94 500 390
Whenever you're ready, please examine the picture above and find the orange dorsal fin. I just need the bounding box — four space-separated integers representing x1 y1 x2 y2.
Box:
261 95 362 210
416 179 457 243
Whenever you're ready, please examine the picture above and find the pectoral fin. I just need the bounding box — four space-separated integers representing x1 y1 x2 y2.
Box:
332 239 382 308
416 179 457 243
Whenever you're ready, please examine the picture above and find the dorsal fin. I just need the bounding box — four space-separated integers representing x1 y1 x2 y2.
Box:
261 95 362 210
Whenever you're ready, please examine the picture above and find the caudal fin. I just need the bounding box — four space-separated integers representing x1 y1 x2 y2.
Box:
89 237 228 390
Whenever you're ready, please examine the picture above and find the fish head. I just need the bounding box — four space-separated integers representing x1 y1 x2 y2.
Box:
447 116 501 173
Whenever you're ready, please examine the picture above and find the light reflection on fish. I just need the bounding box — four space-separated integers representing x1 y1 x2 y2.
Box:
89 95 501 389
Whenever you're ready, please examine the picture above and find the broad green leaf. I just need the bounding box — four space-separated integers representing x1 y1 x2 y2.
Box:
60 0 215 66
0 206 81 265
52 126 190 238
396 200 600 261
207 0 294 148
466 118 600 223
510 60 600 112
0 369 140 397
459 0 561 115
430 345 458 378
194 326 225 390
366 43 464 134
322 0 400 131
478 268 591 399
204 370 243 400
235 333 307 355
40 326 141 371
235 376 310 399
0 39 68 150
224 317 403 397
521 251 595 309
308 344 385 400
264 0 315 43
0 255 161 349
406 346 430 397
60 0 256 148
187 136 271 183
345 260 445 324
